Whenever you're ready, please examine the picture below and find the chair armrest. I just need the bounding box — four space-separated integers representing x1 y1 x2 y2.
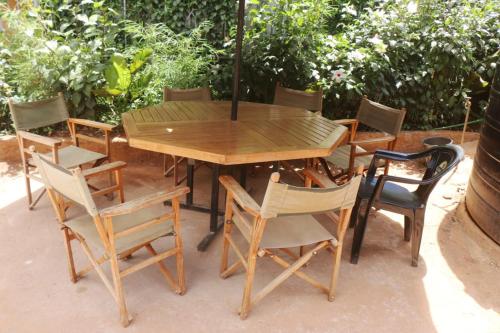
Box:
333 118 358 126
372 149 432 162
303 168 337 188
99 187 190 218
219 175 261 216
81 161 127 178
18 130 62 148
379 174 424 186
350 135 395 146
68 118 115 132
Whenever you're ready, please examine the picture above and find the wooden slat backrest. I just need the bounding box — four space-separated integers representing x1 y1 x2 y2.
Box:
8 93 69 130
273 82 323 112
260 173 362 219
163 87 212 102
32 153 98 217
356 97 406 136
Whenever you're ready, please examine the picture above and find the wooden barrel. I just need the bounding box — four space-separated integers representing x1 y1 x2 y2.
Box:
465 61 500 244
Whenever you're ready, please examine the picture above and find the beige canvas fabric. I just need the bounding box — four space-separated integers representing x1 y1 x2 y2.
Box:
356 98 406 136
66 205 174 253
29 145 105 169
325 145 385 170
273 83 323 112
9 95 69 130
260 175 362 219
32 153 98 217
163 87 212 102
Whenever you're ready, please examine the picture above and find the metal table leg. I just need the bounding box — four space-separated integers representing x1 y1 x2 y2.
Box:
197 163 224 251
165 159 224 216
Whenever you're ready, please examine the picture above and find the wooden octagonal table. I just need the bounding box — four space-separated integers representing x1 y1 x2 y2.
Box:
122 101 347 250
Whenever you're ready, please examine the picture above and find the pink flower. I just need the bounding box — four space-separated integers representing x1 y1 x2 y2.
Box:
332 69 345 83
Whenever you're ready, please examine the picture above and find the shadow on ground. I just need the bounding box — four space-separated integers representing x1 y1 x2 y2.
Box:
438 203 500 313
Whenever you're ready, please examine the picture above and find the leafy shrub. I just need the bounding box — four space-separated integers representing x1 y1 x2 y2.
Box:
238 0 331 102
108 0 236 47
318 0 499 128
0 1 219 128
0 0 120 133
96 21 219 123
1 0 498 133
237 0 498 129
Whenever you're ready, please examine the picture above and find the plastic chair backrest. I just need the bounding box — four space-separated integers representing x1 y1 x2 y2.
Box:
417 144 464 199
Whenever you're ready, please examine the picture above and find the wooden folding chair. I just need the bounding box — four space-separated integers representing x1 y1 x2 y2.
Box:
219 171 362 319
32 152 189 327
325 96 406 179
162 87 212 185
8 93 125 209
273 81 323 112
272 82 323 180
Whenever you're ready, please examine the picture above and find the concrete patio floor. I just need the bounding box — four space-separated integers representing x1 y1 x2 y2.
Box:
0 139 499 333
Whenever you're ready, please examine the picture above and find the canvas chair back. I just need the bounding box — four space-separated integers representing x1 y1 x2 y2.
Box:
163 87 212 102
273 82 323 112
260 173 362 219
32 153 98 217
8 94 69 131
356 97 406 136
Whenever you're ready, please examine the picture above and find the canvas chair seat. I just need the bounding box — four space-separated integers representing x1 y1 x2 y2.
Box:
234 212 336 249
66 204 173 254
325 145 385 171
29 145 105 169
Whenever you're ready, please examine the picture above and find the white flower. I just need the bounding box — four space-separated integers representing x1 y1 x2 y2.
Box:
312 69 320 80
332 69 345 83
407 2 418 14
348 50 365 61
368 35 387 53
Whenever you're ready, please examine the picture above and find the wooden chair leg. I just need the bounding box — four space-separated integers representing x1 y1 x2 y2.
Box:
411 209 425 267
328 242 343 301
107 171 115 201
30 188 46 210
145 244 181 294
114 169 125 203
220 221 233 276
62 228 78 283
239 248 258 320
109 253 130 327
24 173 33 208
404 214 413 242
164 155 176 175
172 155 179 186
221 194 235 276
172 198 186 294
350 203 371 264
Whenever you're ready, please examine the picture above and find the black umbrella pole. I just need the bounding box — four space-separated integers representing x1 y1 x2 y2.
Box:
231 0 246 121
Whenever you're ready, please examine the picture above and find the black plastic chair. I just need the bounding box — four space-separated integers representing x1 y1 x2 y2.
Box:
350 144 464 266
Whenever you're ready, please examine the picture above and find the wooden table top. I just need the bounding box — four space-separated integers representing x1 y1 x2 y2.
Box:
122 101 347 165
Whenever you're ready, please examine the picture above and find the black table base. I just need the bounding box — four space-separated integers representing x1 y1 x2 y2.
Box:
167 159 247 251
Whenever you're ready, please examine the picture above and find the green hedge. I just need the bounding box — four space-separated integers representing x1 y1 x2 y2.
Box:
238 0 498 129
1 0 498 134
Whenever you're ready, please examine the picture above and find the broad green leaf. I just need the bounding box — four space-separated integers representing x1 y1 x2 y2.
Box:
130 48 153 74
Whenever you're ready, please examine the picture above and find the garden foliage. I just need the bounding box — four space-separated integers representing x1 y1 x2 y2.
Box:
0 0 498 133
